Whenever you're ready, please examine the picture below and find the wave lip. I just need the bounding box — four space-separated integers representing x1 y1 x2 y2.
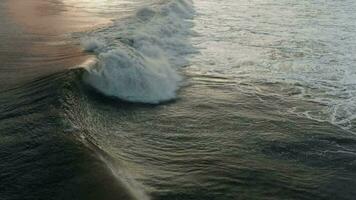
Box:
82 0 195 104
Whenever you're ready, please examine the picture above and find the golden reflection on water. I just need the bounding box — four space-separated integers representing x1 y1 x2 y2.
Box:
2 0 147 86
6 0 110 35
2 0 106 85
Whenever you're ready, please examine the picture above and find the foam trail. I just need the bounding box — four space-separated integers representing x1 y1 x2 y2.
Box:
82 0 195 104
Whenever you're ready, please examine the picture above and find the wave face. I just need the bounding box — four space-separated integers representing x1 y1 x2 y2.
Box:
81 0 195 104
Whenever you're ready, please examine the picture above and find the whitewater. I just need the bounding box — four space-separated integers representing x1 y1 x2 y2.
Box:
80 0 195 104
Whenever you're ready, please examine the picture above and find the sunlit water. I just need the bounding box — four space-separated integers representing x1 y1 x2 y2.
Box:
1 0 356 200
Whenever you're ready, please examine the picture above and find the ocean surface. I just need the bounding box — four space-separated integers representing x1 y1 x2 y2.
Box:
1 0 356 199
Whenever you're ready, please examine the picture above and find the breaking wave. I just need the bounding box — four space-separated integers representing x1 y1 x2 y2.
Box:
80 0 195 104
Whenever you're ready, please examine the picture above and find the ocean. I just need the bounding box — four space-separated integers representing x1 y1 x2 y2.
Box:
1 0 356 199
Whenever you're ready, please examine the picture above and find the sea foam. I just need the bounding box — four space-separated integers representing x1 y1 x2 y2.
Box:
81 0 195 104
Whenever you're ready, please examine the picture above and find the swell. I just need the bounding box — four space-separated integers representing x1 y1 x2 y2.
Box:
57 68 152 200
0 68 150 200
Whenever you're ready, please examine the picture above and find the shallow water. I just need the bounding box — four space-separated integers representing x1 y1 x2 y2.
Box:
1 0 356 200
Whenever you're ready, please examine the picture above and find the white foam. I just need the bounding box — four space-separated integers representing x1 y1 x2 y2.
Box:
84 48 181 103
81 37 105 52
82 0 195 104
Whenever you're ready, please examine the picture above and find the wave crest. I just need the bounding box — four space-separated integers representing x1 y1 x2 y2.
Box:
84 47 181 103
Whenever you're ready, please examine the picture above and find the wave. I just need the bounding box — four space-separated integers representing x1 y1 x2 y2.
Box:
80 0 195 104
42 68 153 200
53 1 197 199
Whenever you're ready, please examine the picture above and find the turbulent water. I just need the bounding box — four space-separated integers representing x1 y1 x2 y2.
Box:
1 0 356 200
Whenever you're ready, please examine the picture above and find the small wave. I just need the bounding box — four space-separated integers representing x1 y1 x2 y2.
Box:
80 0 195 104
